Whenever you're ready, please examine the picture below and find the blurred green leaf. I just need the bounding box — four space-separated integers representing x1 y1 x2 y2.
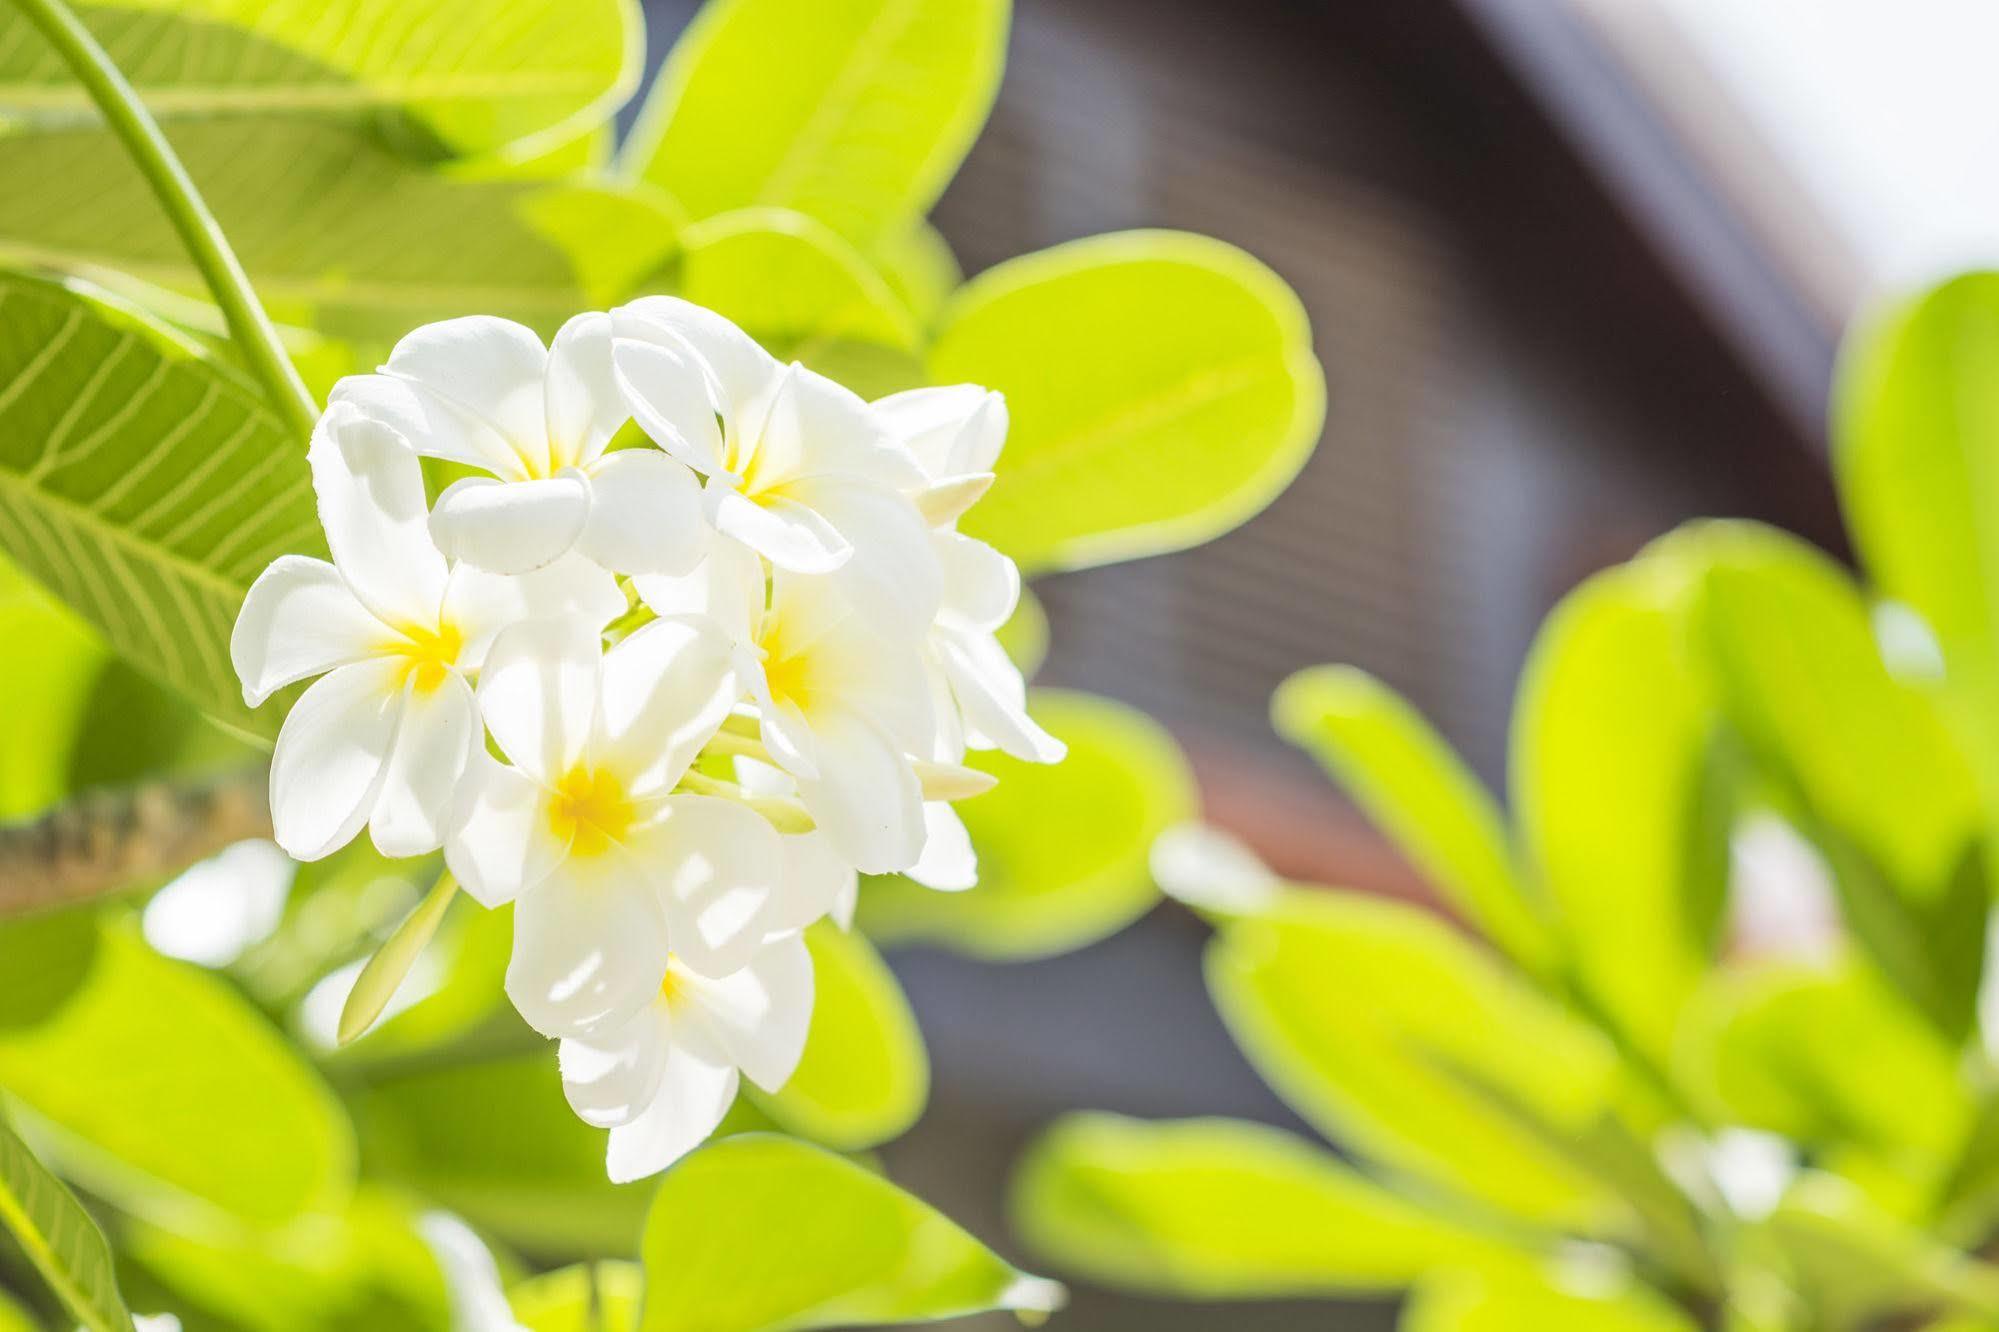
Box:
638 1133 1062 1332
1404 1266 1701 1332
857 689 1196 959
0 907 98 1032
336 874 459 1048
0 1289 36 1332
1512 550 1725 1066
0 1109 134 1332
1273 665 1552 974
937 230 1325 574
1836 272 1999 827
1206 890 1619 1224
0 557 112 818
0 921 353 1225
0 0 638 159
0 272 318 736
996 583 1048 678
123 1190 448 1332
873 220 961 328
624 0 1008 244
1012 1112 1503 1299
351 1052 653 1259
510 1262 641 1332
0 123 679 342
329 895 512 1065
1764 1174 1999 1327
751 922 926 1151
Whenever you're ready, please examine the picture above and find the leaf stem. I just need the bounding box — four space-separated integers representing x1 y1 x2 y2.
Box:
7 0 319 441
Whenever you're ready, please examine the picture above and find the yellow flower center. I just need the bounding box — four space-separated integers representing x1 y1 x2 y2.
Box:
658 956 683 1007
547 766 637 857
388 621 464 693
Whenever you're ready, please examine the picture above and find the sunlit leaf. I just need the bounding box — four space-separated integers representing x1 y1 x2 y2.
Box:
0 1110 134 1332
0 272 317 735
857 689 1196 959
1012 1112 1502 1298
1207 889 1618 1224
510 1262 641 1332
752 923 927 1151
1404 1265 1701 1332
0 0 638 159
1765 1174 1999 1327
1273 665 1551 974
638 1133 1062 1332
624 0 1008 245
936 231 1325 574
874 220 961 328
0 921 353 1224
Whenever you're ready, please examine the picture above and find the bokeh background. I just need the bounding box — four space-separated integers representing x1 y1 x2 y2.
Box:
646 0 1991 1326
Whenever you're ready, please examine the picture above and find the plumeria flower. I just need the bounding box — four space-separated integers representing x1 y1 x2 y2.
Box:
734 757 861 928
560 931 812 1182
873 384 1007 529
446 615 788 1036
636 547 934 873
926 532 1064 766
609 297 941 635
330 315 706 577
232 403 621 860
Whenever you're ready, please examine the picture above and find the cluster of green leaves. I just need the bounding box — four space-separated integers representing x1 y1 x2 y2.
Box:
1013 271 1999 1331
0 0 1325 1327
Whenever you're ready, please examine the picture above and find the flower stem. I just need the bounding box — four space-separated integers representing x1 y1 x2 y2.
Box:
8 0 319 442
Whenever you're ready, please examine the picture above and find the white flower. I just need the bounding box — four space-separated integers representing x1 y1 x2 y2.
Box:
610 297 941 635
734 757 861 928
637 547 934 874
560 931 812 1182
873 384 1006 528
232 403 622 860
445 615 787 1036
417 1211 530 1332
331 315 706 577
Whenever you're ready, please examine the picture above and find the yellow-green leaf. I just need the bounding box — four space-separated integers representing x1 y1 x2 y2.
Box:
0 1111 134 1332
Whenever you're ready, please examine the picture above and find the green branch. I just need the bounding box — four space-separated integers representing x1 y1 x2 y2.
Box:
7 0 320 442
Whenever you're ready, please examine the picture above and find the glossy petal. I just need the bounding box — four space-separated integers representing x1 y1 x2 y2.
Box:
615 296 782 426
608 322 726 473
544 312 625 470
441 554 624 668
944 631 1066 763
507 857 669 1038
382 315 550 476
429 473 591 575
678 931 813 1092
793 710 926 873
767 831 858 936
369 675 482 857
231 556 382 706
937 532 1019 633
642 796 786 977
328 373 521 478
596 618 740 797
445 756 559 908
795 475 943 636
709 488 851 573
604 1041 738 1183
559 1003 669 1129
758 361 920 488
575 448 708 576
874 384 1007 478
308 401 449 627
268 659 404 861
908 802 977 892
632 540 765 650
477 618 601 783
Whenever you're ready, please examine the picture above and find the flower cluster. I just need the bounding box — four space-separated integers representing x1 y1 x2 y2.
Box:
231 300 1062 1181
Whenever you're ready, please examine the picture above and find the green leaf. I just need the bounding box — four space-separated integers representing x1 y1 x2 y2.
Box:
336 873 459 1047
1836 272 1999 827
1206 890 1618 1224
0 556 115 818
1764 1174 1999 1327
511 1263 641 1332
0 123 680 343
1012 1112 1501 1299
936 230 1325 574
623 0 1008 244
0 1110 134 1332
997 582 1048 677
0 919 352 1225
1273 665 1552 974
856 689 1196 959
1511 548 1725 1065
0 1289 38 1332
873 220 961 328
638 1133 1063 1332
351 1052 653 1258
752 923 926 1151
1404 1266 1701 1332
0 272 317 735
0 0 639 159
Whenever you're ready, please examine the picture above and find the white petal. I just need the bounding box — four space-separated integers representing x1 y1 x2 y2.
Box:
907 802 977 892
914 473 995 529
763 573 934 754
477 618 600 783
615 296 782 426
575 449 708 576
327 373 521 478
678 931 813 1091
268 659 404 860
506 857 668 1037
765 831 858 936
609 325 727 473
231 556 382 706
710 489 850 573
758 362 920 488
429 474 591 576
793 710 926 873
368 675 482 857
596 617 739 796
642 796 785 977
944 631 1066 763
308 402 450 627
937 533 1019 633
603 1042 738 1183
559 1004 669 1129
545 312 625 470
794 476 943 636
632 539 765 650
873 385 1007 478
830 875 858 931
444 756 559 908
383 315 551 476
441 554 624 669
